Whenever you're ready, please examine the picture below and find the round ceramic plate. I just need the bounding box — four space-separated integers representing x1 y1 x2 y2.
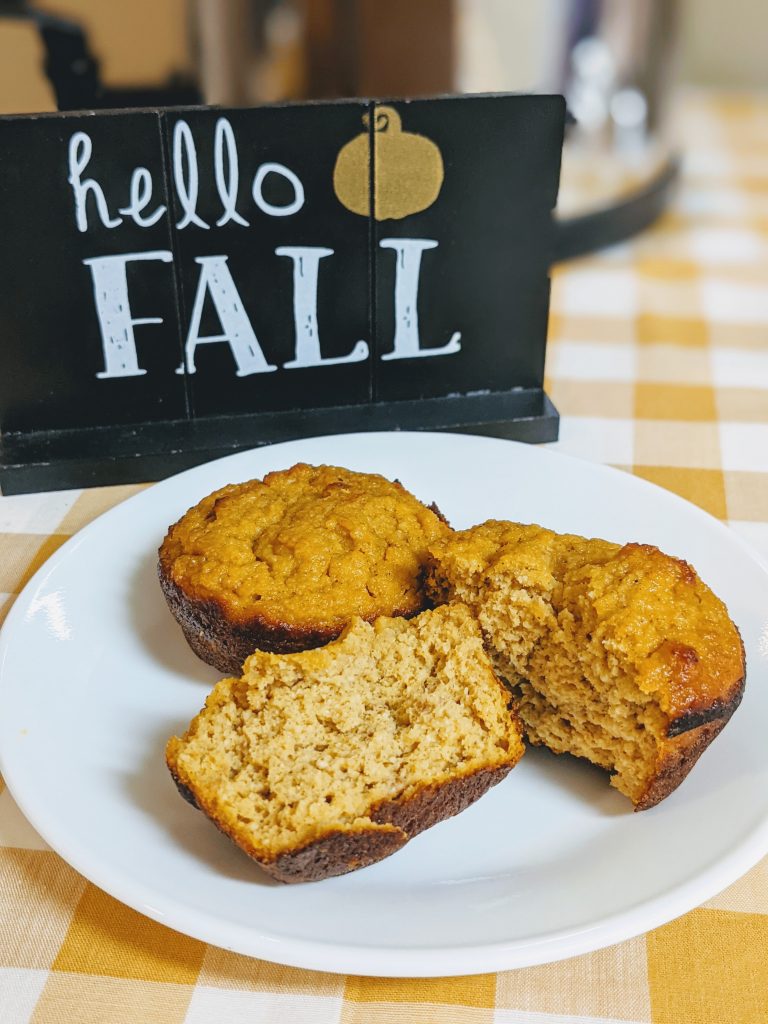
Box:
1 432 767 977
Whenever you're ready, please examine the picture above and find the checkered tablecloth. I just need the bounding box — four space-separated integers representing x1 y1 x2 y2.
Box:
1 90 767 1024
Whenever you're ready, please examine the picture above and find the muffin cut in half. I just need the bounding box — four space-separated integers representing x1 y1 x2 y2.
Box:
427 522 745 810
166 604 524 882
159 463 450 674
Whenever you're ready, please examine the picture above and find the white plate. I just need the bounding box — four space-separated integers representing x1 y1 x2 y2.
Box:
1 432 768 977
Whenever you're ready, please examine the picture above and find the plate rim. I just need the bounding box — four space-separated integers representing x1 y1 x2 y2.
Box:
1 430 767 977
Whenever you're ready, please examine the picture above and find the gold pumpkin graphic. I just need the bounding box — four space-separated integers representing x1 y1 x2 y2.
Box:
333 105 444 221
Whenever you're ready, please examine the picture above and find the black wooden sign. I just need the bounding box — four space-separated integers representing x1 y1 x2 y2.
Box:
0 94 565 493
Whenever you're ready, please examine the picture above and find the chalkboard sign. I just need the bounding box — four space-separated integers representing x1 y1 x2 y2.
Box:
0 94 564 493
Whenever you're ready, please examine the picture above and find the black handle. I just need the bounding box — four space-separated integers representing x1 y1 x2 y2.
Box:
553 156 681 262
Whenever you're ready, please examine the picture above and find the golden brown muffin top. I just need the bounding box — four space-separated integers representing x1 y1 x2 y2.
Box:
160 463 450 629
428 520 745 722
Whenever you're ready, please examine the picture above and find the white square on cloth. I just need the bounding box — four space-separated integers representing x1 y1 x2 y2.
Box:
556 270 638 318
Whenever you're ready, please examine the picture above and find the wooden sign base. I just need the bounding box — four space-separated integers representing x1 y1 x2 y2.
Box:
0 389 558 494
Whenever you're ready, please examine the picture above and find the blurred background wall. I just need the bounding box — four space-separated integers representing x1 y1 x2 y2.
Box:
0 0 765 117
679 0 768 89
457 0 768 92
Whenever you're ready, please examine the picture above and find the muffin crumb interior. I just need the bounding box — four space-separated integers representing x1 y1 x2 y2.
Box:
427 521 743 806
167 604 522 858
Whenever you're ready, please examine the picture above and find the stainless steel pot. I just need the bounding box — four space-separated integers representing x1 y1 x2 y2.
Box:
455 0 681 258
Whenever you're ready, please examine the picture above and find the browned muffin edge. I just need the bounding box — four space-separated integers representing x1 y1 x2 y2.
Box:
167 758 514 883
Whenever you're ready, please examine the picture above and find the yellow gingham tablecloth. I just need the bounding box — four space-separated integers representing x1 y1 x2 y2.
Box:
1 90 767 1024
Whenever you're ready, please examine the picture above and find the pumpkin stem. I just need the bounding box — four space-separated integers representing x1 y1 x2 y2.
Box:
373 105 401 133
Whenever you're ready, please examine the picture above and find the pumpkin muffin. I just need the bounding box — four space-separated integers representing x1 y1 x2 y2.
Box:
426 521 745 810
166 604 524 882
159 463 450 674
